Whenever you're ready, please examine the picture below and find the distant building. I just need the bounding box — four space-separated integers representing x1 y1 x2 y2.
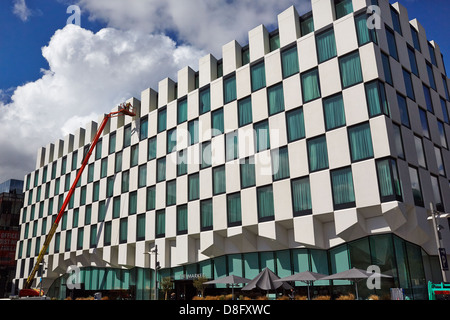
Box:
0 179 24 195
15 0 450 300
0 179 23 297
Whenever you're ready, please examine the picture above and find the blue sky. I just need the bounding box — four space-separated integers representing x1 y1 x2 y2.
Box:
399 0 450 70
0 0 449 182
0 0 105 97
0 0 448 93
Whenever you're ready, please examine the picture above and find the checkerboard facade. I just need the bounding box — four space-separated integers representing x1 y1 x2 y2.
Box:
15 0 450 294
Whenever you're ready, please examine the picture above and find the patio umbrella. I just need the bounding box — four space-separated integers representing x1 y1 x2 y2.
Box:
241 268 293 292
274 271 327 300
204 275 251 299
321 267 392 300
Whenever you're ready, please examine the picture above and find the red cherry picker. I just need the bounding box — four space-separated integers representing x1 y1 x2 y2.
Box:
19 103 136 297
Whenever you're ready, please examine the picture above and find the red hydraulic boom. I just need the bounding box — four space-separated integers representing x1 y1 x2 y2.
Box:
21 103 136 295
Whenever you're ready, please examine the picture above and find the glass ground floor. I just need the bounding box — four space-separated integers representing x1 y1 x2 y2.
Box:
47 233 443 300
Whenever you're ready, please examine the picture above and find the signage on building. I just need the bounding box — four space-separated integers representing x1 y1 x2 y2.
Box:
0 230 19 266
178 273 207 280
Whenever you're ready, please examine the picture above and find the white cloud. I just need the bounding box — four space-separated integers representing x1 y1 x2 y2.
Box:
12 0 32 22
0 25 203 181
77 0 311 56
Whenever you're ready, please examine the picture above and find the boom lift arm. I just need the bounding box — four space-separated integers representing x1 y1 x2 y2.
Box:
22 103 136 293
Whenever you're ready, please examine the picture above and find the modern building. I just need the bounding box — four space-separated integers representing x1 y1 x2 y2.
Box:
15 0 450 300
0 179 23 297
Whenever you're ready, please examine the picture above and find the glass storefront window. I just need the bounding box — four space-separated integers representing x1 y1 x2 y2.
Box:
329 245 351 286
244 252 260 280
368 234 397 299
406 242 427 300
46 235 431 300
228 254 244 279
199 260 212 280
213 256 227 289
276 250 292 278
260 251 275 270
310 249 329 286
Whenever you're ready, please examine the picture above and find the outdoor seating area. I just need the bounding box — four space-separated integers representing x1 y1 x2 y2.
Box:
195 267 393 301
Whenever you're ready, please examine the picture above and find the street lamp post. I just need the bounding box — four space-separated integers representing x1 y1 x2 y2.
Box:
429 203 449 283
145 245 159 300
